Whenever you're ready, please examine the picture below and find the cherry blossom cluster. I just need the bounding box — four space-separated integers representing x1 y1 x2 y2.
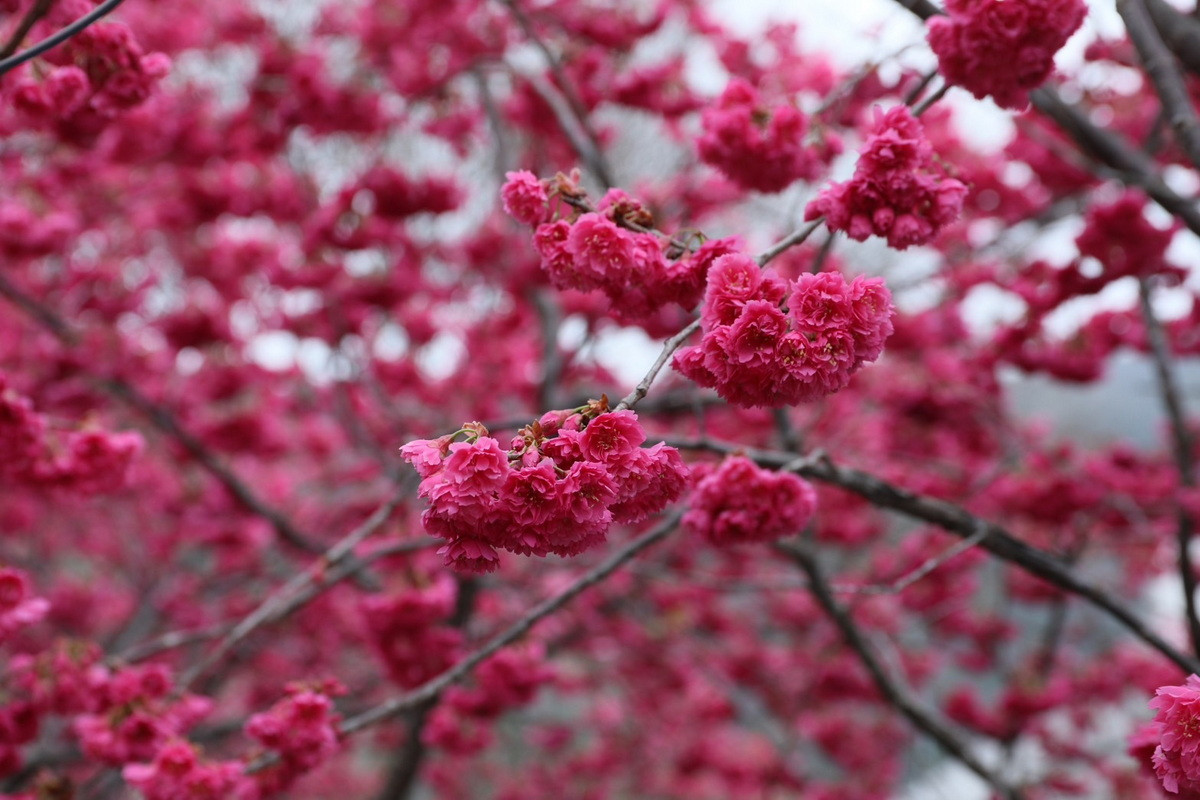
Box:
1139 675 1200 797
683 456 817 545
0 199 76 259
502 170 739 322
673 254 895 407
1075 190 1182 281
360 576 463 688
696 78 840 193
244 682 344 795
123 740 250 800
0 375 142 494
72 664 212 766
805 106 966 250
8 3 170 144
0 646 214 781
401 405 689 572
926 0 1087 110
0 567 47 645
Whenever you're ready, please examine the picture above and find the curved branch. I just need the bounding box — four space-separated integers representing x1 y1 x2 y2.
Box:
0 273 326 554
884 0 1200 238
0 0 124 77
1117 0 1200 172
1139 278 1200 655
779 540 1023 800
179 492 416 690
666 437 1200 675
242 509 682 770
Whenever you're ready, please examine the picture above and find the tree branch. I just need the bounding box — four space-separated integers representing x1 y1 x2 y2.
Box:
179 492 415 690
0 272 328 554
665 437 1200 674
1138 277 1200 655
0 0 53 59
495 0 615 189
779 540 1023 800
1144 0 1200 77
614 320 700 411
252 510 683 759
0 0 124 76
1117 0 1200 172
757 218 824 267
884 0 1200 238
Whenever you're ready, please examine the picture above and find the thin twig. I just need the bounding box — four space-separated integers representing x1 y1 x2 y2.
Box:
116 537 435 664
180 493 413 690
902 68 940 107
0 0 53 59
779 540 1023 800
0 0 123 76
830 524 990 596
912 82 949 118
495 0 615 188
614 319 700 411
884 0 1200 239
756 218 824 267
245 510 681 760
1138 277 1200 655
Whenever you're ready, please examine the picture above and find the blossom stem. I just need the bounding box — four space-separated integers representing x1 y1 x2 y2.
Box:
614 319 702 411
756 217 824 267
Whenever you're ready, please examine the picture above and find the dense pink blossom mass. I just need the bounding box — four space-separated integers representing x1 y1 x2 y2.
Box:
5 0 1200 796
927 0 1087 109
683 456 818 544
696 78 840 193
673 254 895 406
401 408 689 571
805 105 967 249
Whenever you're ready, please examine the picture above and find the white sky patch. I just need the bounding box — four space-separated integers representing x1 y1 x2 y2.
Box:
960 284 1029 337
415 332 467 382
247 330 299 371
592 327 660 386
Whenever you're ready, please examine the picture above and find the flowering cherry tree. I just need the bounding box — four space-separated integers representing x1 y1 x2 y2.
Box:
4 0 1200 797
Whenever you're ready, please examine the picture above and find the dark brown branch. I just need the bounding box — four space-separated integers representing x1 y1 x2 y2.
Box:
1118 0 1200 172
531 289 564 412
0 0 123 76
179 493 413 690
496 0 615 188
374 577 479 800
0 272 324 554
779 541 1023 800
665 437 1200 675
1138 278 1200 655
883 0 1200 238
0 0 53 59
254 510 683 758
100 376 325 553
1144 0 1200 77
